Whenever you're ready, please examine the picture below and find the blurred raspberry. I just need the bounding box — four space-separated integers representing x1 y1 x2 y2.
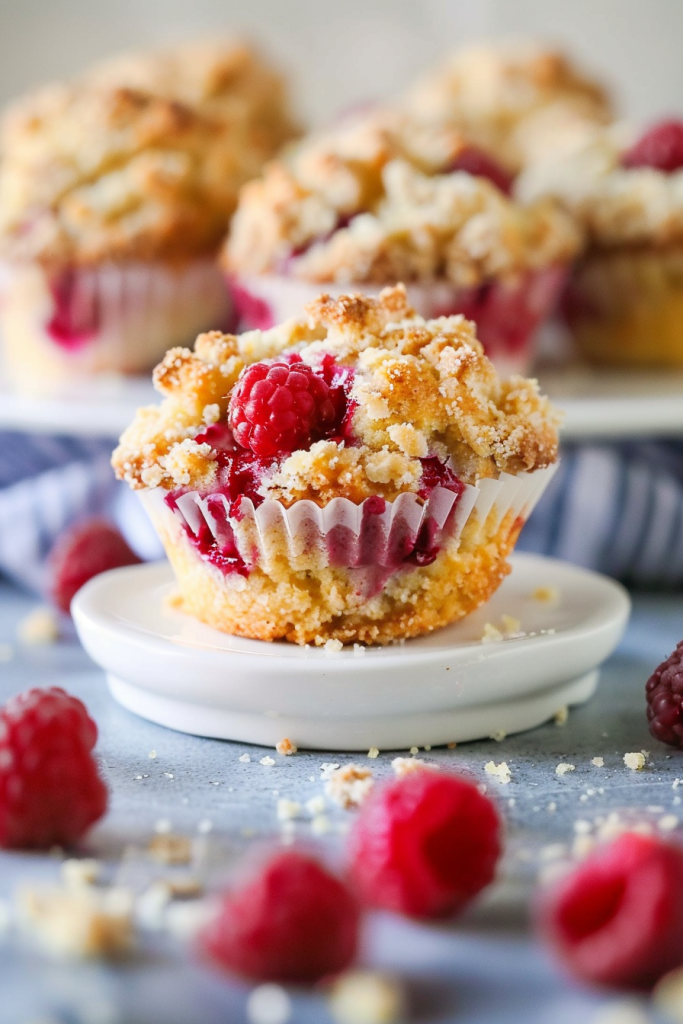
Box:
622 120 683 173
646 641 683 747
0 687 107 849
48 518 141 614
537 832 683 989
449 145 514 195
347 768 501 918
199 850 360 983
229 361 338 457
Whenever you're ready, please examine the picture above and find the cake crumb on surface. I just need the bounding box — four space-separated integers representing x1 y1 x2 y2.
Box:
623 751 648 772
328 970 405 1024
324 638 344 653
260 756 276 767
481 622 503 644
305 795 326 816
276 738 297 756
658 814 679 832
276 798 302 822
554 706 569 726
367 747 380 759
147 834 193 866
311 815 332 836
532 586 560 604
326 764 375 809
484 761 511 784
489 729 507 742
17 607 60 646
591 756 605 768
18 885 134 959
555 763 576 776
61 859 100 889
391 756 431 777
239 753 251 763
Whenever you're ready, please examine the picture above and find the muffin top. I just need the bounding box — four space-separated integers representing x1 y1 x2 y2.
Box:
0 39 298 267
517 120 683 248
403 41 613 171
224 107 581 288
112 285 559 508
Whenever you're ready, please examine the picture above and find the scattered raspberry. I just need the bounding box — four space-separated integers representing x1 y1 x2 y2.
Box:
347 769 501 919
448 145 514 195
0 688 108 849
48 518 141 614
647 642 683 748
199 850 359 983
622 120 683 173
537 832 683 989
229 361 338 457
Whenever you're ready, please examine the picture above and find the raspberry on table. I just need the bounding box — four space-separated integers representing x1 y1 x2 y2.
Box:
199 849 360 983
646 641 683 748
48 518 141 614
537 832 683 989
0 687 108 849
622 120 683 173
228 360 339 457
347 768 501 919
448 145 514 195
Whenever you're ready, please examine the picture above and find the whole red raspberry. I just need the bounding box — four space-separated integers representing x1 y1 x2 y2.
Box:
228 361 338 457
347 769 501 919
537 833 683 989
48 518 141 614
622 120 683 173
199 850 360 983
0 688 108 849
449 145 514 195
646 641 683 747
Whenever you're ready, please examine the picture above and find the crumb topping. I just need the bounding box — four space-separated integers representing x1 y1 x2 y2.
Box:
0 39 298 266
517 124 683 247
403 41 613 171
112 286 559 501
325 764 375 809
225 107 581 285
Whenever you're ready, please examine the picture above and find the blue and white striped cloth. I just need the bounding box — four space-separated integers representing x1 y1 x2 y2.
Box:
1 431 683 595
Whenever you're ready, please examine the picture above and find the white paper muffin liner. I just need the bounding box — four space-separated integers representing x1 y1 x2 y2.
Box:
0 258 232 394
142 462 557 575
229 270 567 379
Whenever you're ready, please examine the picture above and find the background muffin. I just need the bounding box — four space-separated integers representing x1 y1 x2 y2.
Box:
403 41 614 173
0 39 298 394
224 106 581 378
518 119 683 365
113 285 558 646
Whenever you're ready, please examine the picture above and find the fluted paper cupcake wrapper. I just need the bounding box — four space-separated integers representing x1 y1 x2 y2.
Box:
141 463 557 575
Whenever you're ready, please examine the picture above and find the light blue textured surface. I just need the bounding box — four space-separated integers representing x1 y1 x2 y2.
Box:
0 579 681 1024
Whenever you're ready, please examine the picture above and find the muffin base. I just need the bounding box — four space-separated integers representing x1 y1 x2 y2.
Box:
564 246 683 366
0 259 231 395
153 505 523 646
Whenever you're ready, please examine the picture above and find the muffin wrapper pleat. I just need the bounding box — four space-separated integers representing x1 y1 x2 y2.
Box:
141 463 557 574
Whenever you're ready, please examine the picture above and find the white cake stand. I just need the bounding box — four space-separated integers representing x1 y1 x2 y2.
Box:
72 553 630 751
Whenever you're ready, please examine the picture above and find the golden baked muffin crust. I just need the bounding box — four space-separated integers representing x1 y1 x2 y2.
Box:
0 39 298 268
224 107 581 286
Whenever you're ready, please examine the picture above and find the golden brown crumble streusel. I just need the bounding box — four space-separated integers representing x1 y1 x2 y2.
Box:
0 39 298 267
112 285 558 501
224 107 581 286
404 41 613 171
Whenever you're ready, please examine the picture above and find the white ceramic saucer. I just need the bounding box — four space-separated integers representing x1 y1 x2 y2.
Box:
72 553 630 751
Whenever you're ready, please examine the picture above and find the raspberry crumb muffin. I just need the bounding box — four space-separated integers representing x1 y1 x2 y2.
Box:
112 285 558 646
223 107 581 377
519 119 683 365
404 41 613 172
0 39 297 394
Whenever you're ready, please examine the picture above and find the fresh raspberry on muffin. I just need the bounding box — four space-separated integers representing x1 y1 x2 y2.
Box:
113 285 558 646
622 120 683 173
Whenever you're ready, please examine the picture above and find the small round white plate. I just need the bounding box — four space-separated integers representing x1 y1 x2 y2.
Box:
72 553 630 751
0 365 155 438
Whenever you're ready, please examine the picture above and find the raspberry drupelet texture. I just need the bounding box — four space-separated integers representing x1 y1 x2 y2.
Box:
48 518 142 614
622 120 683 173
199 850 360 984
537 832 683 989
347 768 501 919
228 360 338 457
646 641 683 748
0 687 108 849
